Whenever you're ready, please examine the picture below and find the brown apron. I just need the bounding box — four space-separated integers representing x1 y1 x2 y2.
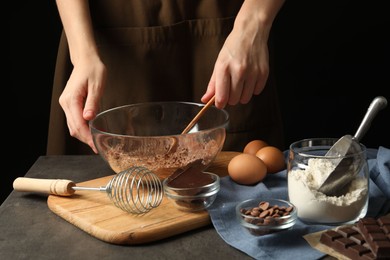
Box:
47 0 284 155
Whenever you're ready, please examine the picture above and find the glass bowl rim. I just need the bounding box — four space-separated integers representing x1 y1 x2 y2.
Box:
163 172 220 192
289 137 367 159
164 187 220 199
89 101 230 137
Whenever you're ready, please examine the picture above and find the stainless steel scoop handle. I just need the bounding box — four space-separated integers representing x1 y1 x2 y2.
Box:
354 96 387 142
319 96 387 196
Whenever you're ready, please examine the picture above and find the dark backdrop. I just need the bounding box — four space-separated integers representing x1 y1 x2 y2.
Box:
273 1 389 147
5 1 389 203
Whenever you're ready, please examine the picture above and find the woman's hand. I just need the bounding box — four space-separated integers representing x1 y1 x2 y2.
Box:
202 0 285 109
59 55 106 153
202 22 270 109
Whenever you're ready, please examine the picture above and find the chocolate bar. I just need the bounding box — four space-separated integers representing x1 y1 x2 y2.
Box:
320 226 375 259
357 216 390 259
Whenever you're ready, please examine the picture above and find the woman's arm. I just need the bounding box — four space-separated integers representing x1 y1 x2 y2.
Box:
56 0 107 153
56 0 98 65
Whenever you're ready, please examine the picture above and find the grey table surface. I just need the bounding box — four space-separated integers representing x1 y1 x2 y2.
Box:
0 155 253 260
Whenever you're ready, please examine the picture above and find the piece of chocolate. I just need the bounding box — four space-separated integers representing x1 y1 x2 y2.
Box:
167 160 214 189
356 216 390 259
320 227 376 259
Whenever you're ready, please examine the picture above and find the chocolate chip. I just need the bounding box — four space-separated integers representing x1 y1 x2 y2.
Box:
259 201 269 211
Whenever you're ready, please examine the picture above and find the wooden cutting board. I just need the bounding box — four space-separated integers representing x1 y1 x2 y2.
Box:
47 151 240 245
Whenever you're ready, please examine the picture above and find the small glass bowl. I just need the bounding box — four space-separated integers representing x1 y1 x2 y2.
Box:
163 172 220 212
236 198 297 236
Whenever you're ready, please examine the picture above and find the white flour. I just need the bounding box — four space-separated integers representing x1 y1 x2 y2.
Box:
288 158 368 224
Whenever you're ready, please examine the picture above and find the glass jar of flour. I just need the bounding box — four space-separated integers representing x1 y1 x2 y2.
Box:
287 138 369 225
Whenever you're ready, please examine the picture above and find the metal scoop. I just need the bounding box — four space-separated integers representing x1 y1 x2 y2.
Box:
318 96 387 196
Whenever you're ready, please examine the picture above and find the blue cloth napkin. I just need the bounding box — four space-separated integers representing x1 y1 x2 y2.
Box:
207 146 390 260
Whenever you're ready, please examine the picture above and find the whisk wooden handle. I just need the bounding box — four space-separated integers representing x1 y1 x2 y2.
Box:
13 177 76 196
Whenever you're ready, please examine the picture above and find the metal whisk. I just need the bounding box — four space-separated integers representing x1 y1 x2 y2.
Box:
13 166 164 214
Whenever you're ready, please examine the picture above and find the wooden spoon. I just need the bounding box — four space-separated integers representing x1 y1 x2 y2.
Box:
181 95 216 134
168 95 216 153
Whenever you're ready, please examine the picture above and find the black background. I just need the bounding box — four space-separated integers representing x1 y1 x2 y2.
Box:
5 1 390 203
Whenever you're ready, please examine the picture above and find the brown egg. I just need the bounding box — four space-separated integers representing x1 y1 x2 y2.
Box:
255 146 286 174
243 139 269 155
228 153 267 185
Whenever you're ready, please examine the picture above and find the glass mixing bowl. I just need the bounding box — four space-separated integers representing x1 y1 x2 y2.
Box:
90 101 229 179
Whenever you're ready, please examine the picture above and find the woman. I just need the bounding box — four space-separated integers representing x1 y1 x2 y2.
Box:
47 0 286 155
